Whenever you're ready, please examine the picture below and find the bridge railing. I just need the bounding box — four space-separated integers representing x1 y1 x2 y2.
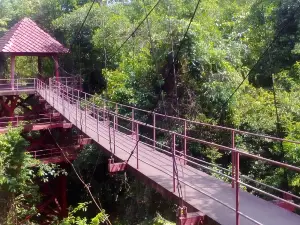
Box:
0 77 81 92
35 78 300 225
30 147 78 160
0 78 36 91
0 113 64 129
58 76 82 90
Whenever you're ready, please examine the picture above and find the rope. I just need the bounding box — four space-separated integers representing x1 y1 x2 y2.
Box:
47 128 112 225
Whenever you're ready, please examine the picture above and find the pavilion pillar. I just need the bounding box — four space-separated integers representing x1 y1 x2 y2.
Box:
53 55 59 81
58 174 68 218
38 57 42 75
11 55 15 90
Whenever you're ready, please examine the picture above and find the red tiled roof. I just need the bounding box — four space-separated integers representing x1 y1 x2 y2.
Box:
0 18 69 54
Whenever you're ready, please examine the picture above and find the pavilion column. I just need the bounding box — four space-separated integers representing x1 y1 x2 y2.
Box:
58 174 68 218
53 55 59 81
38 56 42 75
11 55 15 90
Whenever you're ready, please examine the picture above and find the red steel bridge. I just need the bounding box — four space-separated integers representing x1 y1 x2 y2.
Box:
1 17 300 225
0 77 300 225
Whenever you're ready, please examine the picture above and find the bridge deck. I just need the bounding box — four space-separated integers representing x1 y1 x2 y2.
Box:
38 88 300 225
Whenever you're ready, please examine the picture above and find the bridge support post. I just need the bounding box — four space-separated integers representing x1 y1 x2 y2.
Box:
10 55 15 90
108 158 127 173
172 133 176 193
103 101 106 123
76 100 78 127
58 174 68 218
85 104 87 133
132 108 135 138
53 55 59 81
153 113 156 151
113 115 116 154
184 120 187 165
231 130 235 188
176 206 205 225
136 122 139 169
97 109 99 142
235 151 240 225
115 103 118 131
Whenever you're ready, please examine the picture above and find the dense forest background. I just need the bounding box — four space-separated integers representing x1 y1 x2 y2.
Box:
1 0 300 224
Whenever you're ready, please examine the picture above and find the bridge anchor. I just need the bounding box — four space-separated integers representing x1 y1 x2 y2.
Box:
108 158 127 173
176 206 205 225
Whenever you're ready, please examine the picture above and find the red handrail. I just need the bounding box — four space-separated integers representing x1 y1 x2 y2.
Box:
27 78 300 225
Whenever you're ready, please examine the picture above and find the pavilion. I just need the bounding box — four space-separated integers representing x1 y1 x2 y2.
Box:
0 17 69 88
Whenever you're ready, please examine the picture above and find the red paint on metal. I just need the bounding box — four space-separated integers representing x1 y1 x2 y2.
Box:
184 120 187 165
113 115 116 154
108 158 127 173
177 206 205 225
153 112 156 150
235 152 240 225
7 78 300 225
11 55 15 89
24 122 72 131
273 200 296 212
38 56 42 74
53 55 59 80
35 175 69 223
132 108 135 138
136 123 139 169
173 133 176 193
115 103 118 131
79 78 82 91
232 130 235 188
59 175 68 217
272 193 295 212
77 137 92 145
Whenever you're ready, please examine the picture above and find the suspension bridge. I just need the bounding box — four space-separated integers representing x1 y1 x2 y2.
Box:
1 17 300 225
1 76 300 225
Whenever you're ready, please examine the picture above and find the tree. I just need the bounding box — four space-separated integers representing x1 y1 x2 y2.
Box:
59 202 109 225
0 127 65 224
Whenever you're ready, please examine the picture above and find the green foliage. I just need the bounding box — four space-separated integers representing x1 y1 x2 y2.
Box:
2 0 300 221
0 128 65 224
59 202 109 225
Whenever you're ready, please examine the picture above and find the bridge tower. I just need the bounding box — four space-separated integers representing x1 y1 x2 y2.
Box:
0 18 85 223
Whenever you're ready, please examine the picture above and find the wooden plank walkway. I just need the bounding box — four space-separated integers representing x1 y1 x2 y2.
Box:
38 88 300 225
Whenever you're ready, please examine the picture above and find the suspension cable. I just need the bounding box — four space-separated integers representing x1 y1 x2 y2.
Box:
271 73 289 191
167 0 202 205
107 0 162 62
47 128 112 225
219 3 300 119
156 0 202 117
172 0 201 64
70 0 97 49
142 0 156 67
